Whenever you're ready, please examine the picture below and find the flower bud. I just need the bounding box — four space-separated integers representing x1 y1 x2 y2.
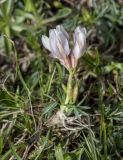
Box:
41 35 51 51
41 25 87 70
72 26 87 60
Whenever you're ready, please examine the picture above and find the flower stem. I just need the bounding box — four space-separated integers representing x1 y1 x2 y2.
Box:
65 70 73 105
61 70 74 111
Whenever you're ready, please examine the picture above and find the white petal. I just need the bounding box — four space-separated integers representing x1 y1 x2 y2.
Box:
56 25 69 40
81 27 87 35
49 30 58 55
76 26 87 36
57 31 70 56
49 28 71 70
49 29 62 59
72 26 86 59
41 35 51 51
49 29 70 58
74 26 87 46
72 42 81 59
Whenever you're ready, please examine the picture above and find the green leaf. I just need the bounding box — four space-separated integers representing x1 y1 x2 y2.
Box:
26 72 39 91
55 144 64 160
35 131 50 160
12 24 27 32
9 143 22 160
3 26 12 54
65 148 84 160
6 0 13 15
24 0 36 13
0 134 4 154
56 8 72 19
104 62 123 73
1 150 12 160
42 102 58 116
41 8 72 25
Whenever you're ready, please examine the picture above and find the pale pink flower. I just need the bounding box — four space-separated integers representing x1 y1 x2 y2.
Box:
41 25 87 70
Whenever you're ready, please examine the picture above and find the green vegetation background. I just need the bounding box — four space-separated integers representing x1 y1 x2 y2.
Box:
0 0 123 159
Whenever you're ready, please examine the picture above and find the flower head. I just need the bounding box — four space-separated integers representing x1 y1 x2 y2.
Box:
41 25 87 70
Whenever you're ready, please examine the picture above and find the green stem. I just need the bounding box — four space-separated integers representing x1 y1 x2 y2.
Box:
61 70 73 111
4 26 12 55
100 104 107 159
65 70 73 105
